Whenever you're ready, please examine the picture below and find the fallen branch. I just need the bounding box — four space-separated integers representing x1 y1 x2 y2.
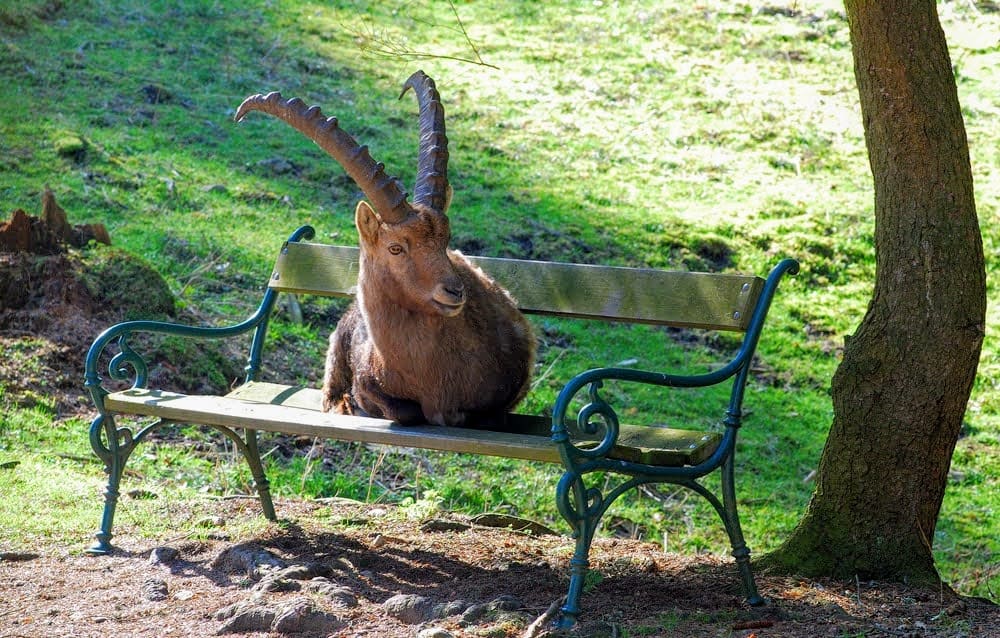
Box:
522 597 565 638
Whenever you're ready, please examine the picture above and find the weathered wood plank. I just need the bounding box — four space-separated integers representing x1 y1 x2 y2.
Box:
228 382 721 466
104 384 722 467
107 387 561 464
269 242 762 331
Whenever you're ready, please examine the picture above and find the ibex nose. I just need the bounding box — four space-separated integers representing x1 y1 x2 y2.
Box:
432 277 466 316
444 280 465 301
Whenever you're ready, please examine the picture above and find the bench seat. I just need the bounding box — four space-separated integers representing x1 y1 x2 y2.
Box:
106 382 722 467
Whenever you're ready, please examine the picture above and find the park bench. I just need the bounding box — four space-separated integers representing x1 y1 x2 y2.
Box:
84 224 798 627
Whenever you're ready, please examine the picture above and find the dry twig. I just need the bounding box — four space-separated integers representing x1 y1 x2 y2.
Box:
522 597 565 638
351 0 499 70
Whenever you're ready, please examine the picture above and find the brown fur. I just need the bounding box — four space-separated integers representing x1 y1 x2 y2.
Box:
321 201 535 426
236 72 533 425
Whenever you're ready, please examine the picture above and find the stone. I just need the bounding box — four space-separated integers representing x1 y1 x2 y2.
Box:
140 578 169 601
148 546 179 565
383 593 434 624
215 601 275 634
271 597 341 634
304 578 359 608
432 600 469 618
489 595 524 612
460 603 489 625
210 545 285 579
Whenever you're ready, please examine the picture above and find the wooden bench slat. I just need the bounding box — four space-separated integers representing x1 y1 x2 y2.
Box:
107 388 560 463
228 382 721 466
269 242 763 331
104 383 721 467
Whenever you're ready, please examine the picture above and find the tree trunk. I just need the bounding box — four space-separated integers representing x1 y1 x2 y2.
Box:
761 0 985 584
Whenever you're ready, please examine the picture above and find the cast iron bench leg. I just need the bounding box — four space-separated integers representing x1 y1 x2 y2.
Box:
720 456 764 605
86 414 126 555
243 428 277 521
554 471 601 628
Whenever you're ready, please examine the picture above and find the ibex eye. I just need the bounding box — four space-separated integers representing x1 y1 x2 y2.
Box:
388 244 404 255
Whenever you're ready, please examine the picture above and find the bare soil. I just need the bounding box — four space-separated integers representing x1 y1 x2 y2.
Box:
2 498 998 638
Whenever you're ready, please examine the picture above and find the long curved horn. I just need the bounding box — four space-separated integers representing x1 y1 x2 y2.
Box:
236 92 411 224
400 71 450 215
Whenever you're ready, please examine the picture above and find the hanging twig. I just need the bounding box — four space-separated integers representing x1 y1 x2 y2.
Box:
447 0 492 68
351 0 499 70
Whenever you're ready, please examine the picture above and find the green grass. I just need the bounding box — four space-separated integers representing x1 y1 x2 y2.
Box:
1 0 997 600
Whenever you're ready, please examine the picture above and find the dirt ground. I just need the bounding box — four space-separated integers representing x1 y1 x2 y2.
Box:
2 498 998 638
2 218 999 637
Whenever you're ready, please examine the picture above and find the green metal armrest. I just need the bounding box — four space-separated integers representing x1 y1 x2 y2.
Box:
548 257 798 626
84 226 318 409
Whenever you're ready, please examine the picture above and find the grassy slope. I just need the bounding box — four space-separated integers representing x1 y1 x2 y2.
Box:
1 0 997 598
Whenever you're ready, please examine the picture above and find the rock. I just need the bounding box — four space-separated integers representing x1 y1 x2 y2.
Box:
215 596 341 635
383 593 434 624
460 603 489 625
304 578 359 608
417 628 456 638
148 546 179 565
277 564 317 580
194 515 226 529
252 563 326 592
252 574 300 593
432 600 469 618
272 597 341 634
214 598 276 634
140 578 169 601
489 595 524 612
53 134 87 160
459 597 527 627
210 545 285 579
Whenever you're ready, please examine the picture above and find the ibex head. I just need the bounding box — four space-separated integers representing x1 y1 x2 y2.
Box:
236 71 464 317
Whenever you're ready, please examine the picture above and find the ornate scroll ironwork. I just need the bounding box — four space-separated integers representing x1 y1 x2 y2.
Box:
549 258 799 627
82 225 317 554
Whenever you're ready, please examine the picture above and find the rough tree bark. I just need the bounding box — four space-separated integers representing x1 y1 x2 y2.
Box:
761 0 986 584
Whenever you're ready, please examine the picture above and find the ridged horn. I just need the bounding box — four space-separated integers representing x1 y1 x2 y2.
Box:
400 71 450 215
235 91 411 224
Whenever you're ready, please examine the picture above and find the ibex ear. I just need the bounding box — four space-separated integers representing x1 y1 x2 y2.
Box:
355 201 381 247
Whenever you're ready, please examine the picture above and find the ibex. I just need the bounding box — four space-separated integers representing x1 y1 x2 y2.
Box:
236 71 535 427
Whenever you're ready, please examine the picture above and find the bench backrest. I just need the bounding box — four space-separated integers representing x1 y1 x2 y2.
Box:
268 242 765 332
